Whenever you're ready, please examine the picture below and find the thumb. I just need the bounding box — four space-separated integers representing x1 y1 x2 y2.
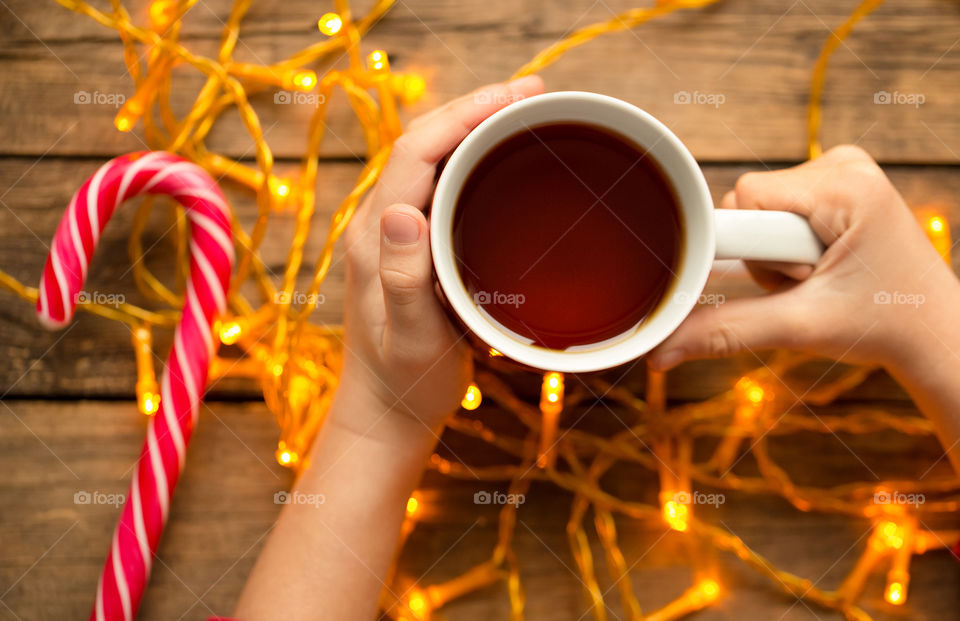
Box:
648 294 802 371
378 204 445 347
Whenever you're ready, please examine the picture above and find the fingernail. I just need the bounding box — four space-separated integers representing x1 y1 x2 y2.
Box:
510 75 541 90
651 349 684 371
383 212 420 245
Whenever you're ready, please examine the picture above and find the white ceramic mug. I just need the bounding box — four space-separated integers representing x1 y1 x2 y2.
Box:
430 91 824 373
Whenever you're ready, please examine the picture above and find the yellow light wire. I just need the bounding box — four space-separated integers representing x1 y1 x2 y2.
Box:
807 0 886 159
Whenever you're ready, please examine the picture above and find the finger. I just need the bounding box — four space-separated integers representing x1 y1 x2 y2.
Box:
378 204 450 352
648 294 803 371
368 75 545 217
719 180 817 288
720 189 736 211
744 260 814 291
732 167 845 244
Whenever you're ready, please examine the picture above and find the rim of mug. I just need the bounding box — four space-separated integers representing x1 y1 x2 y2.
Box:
430 91 715 373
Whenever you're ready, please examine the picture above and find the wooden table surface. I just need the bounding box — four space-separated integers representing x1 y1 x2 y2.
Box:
1 1 960 619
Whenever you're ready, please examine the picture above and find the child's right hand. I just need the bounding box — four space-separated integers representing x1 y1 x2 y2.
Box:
649 145 960 375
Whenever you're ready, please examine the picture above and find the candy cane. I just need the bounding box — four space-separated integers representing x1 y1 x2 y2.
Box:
36 151 234 621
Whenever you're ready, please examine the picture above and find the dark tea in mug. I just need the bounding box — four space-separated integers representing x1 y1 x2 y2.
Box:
452 122 683 350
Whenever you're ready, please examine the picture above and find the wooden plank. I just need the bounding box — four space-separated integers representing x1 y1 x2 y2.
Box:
0 400 956 620
1 158 958 399
1 0 959 161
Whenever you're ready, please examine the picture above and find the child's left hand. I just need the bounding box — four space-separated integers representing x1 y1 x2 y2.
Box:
333 76 545 441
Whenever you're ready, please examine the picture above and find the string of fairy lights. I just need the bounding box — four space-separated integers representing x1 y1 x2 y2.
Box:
0 0 957 618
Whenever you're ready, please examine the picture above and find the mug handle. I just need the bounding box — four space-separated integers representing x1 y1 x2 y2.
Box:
714 209 824 264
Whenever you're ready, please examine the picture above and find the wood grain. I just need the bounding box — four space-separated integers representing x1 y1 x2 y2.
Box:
0 400 957 620
0 0 959 161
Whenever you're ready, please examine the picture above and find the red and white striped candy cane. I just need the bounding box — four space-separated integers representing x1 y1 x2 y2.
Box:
36 151 234 621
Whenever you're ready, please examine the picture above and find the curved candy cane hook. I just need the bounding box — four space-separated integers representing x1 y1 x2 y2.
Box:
36 151 234 621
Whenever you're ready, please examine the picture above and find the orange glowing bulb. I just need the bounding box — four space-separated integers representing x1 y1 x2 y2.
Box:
928 216 946 234
149 0 177 31
291 70 317 91
140 392 160 416
114 110 136 132
407 590 428 617
276 442 299 467
219 321 242 345
367 50 387 72
736 377 765 404
663 500 689 532
397 73 426 105
697 579 720 602
461 383 481 410
885 581 905 605
317 12 343 36
406 495 419 517
878 520 905 549
488 348 502 357
541 372 564 406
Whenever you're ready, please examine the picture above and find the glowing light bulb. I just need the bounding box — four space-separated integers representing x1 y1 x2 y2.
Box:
541 372 564 407
885 581 905 605
149 0 177 31
488 348 502 357
696 579 720 603
367 50 388 72
317 12 343 36
928 216 946 234
878 520 904 550
407 590 428 618
663 500 689 532
219 321 242 345
735 377 765 405
461 383 482 410
114 109 136 132
916 208 952 262
394 73 426 105
276 442 299 467
288 375 312 414
275 181 290 198
139 391 160 416
406 494 420 518
291 70 317 91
